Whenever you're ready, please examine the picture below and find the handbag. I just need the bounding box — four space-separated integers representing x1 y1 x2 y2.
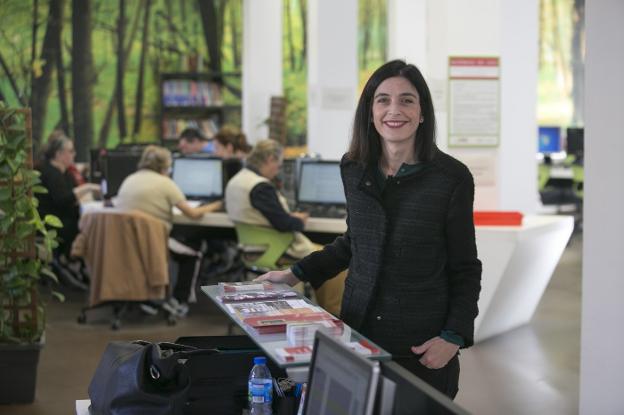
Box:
88 340 217 415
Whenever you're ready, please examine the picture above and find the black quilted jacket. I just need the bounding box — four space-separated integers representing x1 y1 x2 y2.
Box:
295 148 482 354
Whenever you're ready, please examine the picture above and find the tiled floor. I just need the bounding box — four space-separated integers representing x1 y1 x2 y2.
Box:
0 233 582 415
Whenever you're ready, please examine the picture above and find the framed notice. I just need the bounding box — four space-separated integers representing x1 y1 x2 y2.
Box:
448 57 500 147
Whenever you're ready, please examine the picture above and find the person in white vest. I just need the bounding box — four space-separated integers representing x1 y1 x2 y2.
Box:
225 139 346 315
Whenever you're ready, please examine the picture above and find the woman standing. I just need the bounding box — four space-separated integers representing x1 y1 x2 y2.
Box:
258 60 482 398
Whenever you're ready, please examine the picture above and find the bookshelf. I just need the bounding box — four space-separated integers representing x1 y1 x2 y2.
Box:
160 72 241 146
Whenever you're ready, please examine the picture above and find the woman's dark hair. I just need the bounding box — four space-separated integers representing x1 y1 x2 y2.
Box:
214 125 251 154
348 60 436 165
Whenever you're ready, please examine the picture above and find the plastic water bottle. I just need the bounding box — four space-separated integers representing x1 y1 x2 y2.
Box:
248 356 273 415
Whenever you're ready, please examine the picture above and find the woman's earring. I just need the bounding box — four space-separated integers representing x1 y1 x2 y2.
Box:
420 117 424 123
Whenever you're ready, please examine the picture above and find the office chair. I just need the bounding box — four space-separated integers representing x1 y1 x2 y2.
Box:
72 209 177 329
233 222 295 274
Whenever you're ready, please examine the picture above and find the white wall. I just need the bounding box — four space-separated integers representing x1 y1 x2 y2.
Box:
306 0 358 160
242 0 282 144
580 1 624 413
391 0 539 212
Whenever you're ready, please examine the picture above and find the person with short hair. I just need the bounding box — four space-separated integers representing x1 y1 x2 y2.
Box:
177 127 213 155
116 145 222 229
257 60 482 398
37 130 101 259
115 145 223 316
226 139 346 315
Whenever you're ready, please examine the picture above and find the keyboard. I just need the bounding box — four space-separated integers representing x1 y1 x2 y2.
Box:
298 204 347 219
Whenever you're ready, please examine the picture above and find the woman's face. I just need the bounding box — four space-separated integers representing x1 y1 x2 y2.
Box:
372 76 423 146
56 140 76 168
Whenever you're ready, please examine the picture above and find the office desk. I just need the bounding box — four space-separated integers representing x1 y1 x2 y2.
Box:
81 202 572 342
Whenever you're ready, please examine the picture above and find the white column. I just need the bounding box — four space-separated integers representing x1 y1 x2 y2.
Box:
387 0 427 70
307 0 358 160
242 0 282 144
580 1 624 413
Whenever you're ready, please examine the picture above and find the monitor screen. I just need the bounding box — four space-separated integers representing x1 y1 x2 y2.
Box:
566 127 584 156
379 361 470 415
538 126 561 154
304 331 380 415
172 157 223 200
297 161 346 205
103 151 142 198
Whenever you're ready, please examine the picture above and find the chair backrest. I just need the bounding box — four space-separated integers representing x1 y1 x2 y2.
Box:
233 222 294 271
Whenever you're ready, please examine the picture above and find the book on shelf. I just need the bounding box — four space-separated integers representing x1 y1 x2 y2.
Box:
217 290 299 303
162 117 219 140
274 340 380 363
243 311 341 335
225 299 320 320
162 80 223 107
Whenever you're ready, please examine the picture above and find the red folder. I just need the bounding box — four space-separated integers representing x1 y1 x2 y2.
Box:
474 211 523 226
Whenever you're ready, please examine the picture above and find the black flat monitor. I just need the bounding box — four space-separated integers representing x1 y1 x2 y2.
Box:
297 160 346 206
172 157 223 201
303 331 380 415
566 127 584 161
102 151 142 198
378 361 470 415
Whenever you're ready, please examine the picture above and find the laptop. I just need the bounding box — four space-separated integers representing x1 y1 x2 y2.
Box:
171 157 223 203
296 160 347 219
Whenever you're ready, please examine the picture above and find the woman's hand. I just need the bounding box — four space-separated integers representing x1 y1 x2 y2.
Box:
410 337 459 369
254 268 301 287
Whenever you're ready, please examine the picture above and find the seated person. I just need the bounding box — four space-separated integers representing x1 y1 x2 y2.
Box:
36 130 100 287
177 127 214 155
225 139 346 315
115 145 222 315
214 125 252 182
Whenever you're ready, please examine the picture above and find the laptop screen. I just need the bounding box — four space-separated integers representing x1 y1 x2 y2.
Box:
304 331 380 415
297 161 346 205
172 157 223 200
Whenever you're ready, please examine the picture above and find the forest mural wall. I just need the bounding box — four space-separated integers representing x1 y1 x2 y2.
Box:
0 0 581 161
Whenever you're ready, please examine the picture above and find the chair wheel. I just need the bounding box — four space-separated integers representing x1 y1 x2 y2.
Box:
77 313 86 324
111 319 121 330
167 315 177 326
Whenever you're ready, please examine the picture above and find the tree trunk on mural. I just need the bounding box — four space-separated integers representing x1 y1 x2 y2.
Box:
230 0 240 69
360 0 372 69
98 3 141 147
197 0 222 74
0 51 25 106
72 0 95 161
31 0 63 145
133 0 152 136
298 0 307 70
285 0 296 71
31 0 39 98
55 3 70 136
571 0 585 125
116 0 127 140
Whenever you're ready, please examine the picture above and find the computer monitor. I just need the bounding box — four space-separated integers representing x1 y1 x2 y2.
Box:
378 361 469 415
303 331 380 415
172 157 223 200
102 151 142 198
297 160 346 206
538 126 562 154
566 127 584 161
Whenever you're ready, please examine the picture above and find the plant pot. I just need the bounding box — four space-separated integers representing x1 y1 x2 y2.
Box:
0 340 44 404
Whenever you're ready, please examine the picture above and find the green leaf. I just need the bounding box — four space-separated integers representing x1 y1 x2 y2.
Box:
0 187 10 201
32 185 48 194
40 267 59 284
44 215 63 228
51 291 65 303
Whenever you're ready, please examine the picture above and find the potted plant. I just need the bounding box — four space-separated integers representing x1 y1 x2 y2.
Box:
0 103 63 404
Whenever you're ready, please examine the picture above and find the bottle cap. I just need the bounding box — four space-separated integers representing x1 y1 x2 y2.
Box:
254 356 266 365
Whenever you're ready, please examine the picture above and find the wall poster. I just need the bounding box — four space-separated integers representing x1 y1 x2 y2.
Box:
448 57 500 147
